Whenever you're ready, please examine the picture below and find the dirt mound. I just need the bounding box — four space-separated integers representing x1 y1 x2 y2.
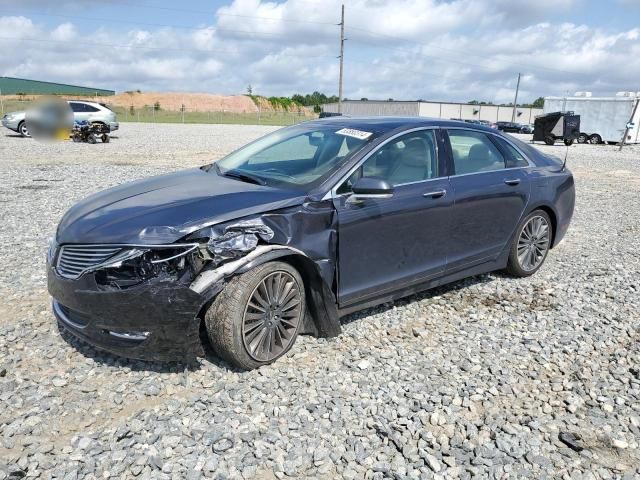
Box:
108 92 259 113
3 92 310 114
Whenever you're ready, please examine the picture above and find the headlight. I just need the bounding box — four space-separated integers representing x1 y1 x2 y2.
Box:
93 244 202 289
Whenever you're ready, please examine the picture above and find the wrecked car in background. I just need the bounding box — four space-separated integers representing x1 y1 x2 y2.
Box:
48 117 575 370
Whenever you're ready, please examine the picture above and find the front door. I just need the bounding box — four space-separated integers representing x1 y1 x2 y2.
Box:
444 128 531 271
333 128 452 306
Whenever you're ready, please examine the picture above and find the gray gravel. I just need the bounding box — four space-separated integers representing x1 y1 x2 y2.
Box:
0 124 639 479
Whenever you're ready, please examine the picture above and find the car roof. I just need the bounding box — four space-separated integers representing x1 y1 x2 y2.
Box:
66 100 101 106
306 116 498 134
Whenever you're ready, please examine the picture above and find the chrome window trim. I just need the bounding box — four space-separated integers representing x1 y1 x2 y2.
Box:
324 126 441 200
447 165 532 179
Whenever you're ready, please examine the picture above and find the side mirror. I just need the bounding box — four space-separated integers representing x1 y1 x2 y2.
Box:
347 177 394 205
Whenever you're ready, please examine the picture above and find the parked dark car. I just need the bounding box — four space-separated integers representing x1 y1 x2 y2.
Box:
496 121 522 133
519 124 534 134
48 117 575 369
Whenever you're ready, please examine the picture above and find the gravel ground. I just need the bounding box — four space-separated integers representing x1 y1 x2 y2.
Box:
0 123 639 479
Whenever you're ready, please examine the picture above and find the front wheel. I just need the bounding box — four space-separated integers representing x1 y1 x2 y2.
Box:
205 261 306 370
506 210 553 277
564 138 574 146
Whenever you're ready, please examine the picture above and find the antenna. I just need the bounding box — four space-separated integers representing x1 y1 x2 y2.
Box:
560 144 569 172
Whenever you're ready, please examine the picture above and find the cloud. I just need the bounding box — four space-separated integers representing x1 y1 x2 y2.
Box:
0 0 639 103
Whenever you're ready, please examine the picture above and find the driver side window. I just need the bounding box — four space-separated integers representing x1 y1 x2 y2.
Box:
337 129 437 194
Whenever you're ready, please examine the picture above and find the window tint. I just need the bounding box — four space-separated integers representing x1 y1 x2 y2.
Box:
337 130 437 193
69 102 84 112
448 130 505 174
493 136 529 168
83 104 100 112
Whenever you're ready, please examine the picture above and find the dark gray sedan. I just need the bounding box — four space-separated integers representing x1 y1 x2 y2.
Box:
47 117 575 369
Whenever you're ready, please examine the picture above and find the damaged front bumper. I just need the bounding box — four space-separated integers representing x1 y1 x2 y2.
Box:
47 204 342 362
48 266 207 361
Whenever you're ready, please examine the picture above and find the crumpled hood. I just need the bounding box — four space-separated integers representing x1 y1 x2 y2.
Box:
56 168 306 245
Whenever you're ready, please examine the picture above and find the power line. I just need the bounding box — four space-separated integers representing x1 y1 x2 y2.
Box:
0 9 338 38
13 1 338 26
0 35 333 58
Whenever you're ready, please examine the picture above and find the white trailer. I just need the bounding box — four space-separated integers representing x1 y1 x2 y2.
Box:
543 95 640 144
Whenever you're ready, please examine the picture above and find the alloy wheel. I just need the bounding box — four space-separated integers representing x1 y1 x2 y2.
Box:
242 271 303 362
517 215 550 272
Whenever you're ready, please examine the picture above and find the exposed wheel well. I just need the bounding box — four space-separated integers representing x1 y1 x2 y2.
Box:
196 252 340 347
530 205 557 248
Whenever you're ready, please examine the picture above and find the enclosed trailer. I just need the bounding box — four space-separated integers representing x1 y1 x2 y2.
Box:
543 95 640 144
533 111 580 145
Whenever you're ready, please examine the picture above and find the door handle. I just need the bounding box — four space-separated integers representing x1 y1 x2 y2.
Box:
504 178 521 186
423 189 446 198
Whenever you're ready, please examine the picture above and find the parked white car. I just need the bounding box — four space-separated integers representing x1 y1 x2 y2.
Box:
1 100 119 137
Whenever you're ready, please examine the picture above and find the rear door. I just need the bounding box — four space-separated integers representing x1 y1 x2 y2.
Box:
68 102 88 122
445 128 531 272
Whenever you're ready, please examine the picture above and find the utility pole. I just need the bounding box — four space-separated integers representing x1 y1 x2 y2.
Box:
619 97 639 151
338 4 345 113
511 72 521 122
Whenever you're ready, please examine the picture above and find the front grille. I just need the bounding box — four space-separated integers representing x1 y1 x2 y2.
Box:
57 245 123 279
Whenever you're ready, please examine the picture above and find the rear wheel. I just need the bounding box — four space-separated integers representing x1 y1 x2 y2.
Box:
544 135 555 145
205 261 305 370
506 210 553 277
588 134 602 144
577 133 588 144
18 121 30 137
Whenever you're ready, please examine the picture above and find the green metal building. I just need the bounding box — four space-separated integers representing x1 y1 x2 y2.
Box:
0 77 115 96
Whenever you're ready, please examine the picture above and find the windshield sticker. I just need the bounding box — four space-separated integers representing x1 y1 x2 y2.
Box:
335 128 373 140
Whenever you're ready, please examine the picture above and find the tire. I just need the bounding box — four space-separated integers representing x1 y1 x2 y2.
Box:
88 134 96 144
588 134 602 145
577 133 588 144
18 121 30 137
506 209 553 277
544 135 555 146
205 261 306 370
564 139 574 146
101 134 110 143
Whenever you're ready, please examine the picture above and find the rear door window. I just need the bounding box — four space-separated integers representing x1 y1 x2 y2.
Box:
492 136 529 168
83 104 100 112
69 102 84 113
447 130 506 175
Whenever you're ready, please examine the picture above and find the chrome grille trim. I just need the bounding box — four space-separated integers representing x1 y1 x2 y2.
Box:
56 245 122 279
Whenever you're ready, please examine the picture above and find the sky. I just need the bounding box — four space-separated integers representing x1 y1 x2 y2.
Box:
0 0 639 104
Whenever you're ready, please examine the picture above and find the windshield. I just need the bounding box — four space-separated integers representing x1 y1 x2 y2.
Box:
212 124 378 189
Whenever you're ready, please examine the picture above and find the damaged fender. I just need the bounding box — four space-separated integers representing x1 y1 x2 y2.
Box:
188 201 342 338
